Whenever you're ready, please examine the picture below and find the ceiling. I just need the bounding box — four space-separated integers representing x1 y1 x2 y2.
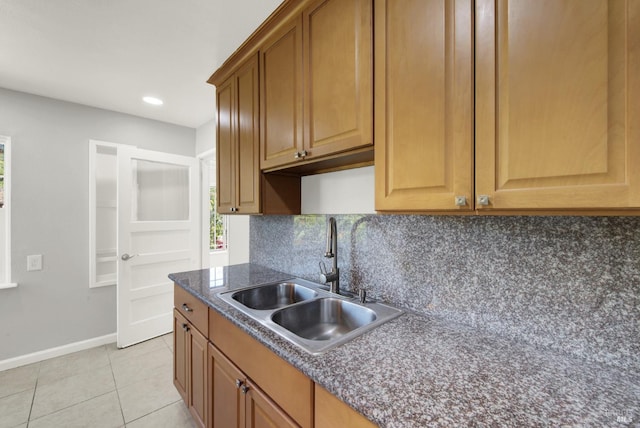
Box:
0 0 283 128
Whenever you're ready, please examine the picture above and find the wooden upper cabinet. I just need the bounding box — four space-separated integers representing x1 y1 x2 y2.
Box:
217 55 261 214
235 56 261 213
374 0 474 211
260 0 373 171
303 0 373 159
475 0 640 210
260 16 304 170
216 78 235 214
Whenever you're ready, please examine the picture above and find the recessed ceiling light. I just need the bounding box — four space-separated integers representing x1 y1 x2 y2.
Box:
143 96 163 106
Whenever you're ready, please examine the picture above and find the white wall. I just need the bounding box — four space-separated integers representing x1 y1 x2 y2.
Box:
301 166 375 214
0 88 196 361
196 119 216 157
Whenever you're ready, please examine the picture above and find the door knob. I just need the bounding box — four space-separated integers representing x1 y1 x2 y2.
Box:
121 253 138 261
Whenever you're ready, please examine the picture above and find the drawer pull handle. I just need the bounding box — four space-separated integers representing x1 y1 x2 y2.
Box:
182 303 193 313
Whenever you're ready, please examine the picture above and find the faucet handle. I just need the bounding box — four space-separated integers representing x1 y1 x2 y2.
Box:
358 288 367 304
319 261 327 275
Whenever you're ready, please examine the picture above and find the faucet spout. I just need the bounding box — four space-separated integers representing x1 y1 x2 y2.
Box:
320 217 340 294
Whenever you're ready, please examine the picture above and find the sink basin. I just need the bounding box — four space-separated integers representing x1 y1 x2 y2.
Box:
217 278 402 354
271 298 376 340
231 282 317 310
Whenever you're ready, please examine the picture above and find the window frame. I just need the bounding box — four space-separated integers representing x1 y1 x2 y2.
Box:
198 152 229 269
0 135 15 288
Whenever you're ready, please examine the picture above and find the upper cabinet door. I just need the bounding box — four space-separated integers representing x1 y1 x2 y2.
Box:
216 77 236 214
260 16 304 170
374 0 474 211
236 55 261 214
303 0 373 159
476 0 640 210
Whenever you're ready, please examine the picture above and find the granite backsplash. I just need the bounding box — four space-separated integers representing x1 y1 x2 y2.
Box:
250 215 640 372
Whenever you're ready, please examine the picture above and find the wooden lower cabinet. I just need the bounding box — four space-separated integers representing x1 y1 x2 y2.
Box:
245 379 298 428
315 384 377 428
174 285 377 428
208 343 243 428
208 342 297 428
209 309 313 428
173 309 207 428
173 310 189 403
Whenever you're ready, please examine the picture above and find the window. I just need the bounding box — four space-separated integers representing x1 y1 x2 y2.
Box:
0 141 4 208
0 135 14 288
210 186 227 250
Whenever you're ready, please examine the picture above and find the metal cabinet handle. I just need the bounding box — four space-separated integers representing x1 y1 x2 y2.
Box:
182 323 190 332
454 196 467 207
182 303 193 313
235 379 244 388
300 150 308 157
294 152 301 159
240 385 249 394
477 195 490 206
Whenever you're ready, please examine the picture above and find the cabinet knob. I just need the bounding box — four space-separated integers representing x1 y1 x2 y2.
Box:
182 323 189 332
300 150 308 158
229 207 239 212
454 196 467 207
235 379 243 388
240 385 250 394
294 152 301 159
477 195 490 206
182 303 193 312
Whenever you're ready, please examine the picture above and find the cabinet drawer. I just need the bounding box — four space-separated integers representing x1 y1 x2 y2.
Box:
174 285 208 336
209 309 314 428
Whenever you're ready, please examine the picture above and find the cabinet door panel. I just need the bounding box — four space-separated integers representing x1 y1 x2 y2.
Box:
236 55 261 213
173 309 188 403
216 78 235 213
476 0 640 209
208 343 244 428
245 381 298 428
374 0 473 211
189 327 207 428
304 0 373 157
260 17 304 169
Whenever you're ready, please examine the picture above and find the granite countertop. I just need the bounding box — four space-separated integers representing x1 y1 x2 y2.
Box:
169 264 639 427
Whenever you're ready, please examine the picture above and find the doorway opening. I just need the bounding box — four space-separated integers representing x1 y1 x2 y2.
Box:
89 140 201 348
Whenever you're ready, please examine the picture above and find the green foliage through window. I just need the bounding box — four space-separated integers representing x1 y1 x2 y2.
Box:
210 187 226 250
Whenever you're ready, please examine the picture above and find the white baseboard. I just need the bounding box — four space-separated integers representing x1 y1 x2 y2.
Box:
0 333 117 372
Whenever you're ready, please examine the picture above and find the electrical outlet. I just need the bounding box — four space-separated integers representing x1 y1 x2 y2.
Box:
27 254 43 271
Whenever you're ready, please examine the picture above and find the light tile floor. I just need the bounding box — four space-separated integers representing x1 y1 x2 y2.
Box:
0 333 197 428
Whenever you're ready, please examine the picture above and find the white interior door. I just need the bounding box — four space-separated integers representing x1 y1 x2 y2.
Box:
117 146 200 348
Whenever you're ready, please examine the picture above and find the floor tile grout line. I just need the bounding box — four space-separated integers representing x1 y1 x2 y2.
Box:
122 398 184 426
111 365 127 426
25 378 38 428
25 360 43 426
26 389 118 424
2 338 175 427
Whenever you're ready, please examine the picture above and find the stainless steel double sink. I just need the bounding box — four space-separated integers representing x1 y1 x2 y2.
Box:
217 278 403 354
